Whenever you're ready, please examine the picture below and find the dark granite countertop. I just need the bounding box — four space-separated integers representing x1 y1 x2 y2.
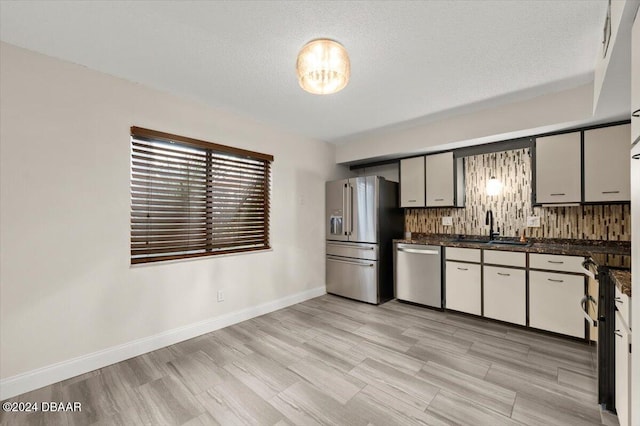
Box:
395 233 632 296
610 270 632 297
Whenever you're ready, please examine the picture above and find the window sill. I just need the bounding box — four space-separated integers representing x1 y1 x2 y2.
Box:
130 246 273 267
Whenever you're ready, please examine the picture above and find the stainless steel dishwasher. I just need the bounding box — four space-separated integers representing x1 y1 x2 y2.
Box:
395 243 442 308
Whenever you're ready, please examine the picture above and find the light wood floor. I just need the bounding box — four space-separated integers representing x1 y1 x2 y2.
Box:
1 295 607 426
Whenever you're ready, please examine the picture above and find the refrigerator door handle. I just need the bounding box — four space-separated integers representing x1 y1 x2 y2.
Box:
342 184 349 236
347 183 354 235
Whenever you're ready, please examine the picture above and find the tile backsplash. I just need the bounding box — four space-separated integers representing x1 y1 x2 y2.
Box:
405 148 630 241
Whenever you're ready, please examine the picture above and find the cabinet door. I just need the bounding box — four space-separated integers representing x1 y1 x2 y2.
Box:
445 261 481 315
529 271 585 338
529 253 586 274
632 7 640 144
483 266 526 325
584 124 631 202
535 132 581 204
425 152 454 207
400 157 425 207
615 313 630 426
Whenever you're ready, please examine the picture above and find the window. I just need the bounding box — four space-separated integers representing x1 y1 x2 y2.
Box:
130 127 273 264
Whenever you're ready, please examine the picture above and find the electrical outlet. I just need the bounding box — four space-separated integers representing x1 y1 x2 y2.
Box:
442 216 453 226
217 290 225 302
527 216 541 227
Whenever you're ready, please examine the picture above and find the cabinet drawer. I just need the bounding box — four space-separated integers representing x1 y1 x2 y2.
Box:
529 253 585 274
483 250 526 267
327 242 377 260
445 247 481 263
615 286 631 330
445 261 481 315
483 266 526 325
529 271 585 338
327 255 378 304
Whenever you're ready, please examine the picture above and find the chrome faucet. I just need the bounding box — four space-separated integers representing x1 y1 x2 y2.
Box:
485 210 500 240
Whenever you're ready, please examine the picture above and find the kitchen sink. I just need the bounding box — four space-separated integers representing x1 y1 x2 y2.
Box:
451 238 489 244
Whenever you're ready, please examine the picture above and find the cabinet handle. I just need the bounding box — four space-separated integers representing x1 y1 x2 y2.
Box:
434 198 444 201
615 297 623 304
547 260 564 264
550 193 565 196
497 272 511 276
632 108 640 117
408 199 417 202
457 267 468 271
601 191 620 194
547 278 564 283
615 331 623 338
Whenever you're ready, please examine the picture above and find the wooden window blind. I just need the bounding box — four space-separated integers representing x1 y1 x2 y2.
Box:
130 127 273 264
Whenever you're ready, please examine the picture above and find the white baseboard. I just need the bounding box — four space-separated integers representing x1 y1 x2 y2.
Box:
0 286 326 400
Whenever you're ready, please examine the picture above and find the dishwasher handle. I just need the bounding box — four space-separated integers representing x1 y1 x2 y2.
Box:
397 247 440 255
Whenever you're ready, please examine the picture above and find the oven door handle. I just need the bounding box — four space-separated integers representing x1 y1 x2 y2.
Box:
580 258 597 279
579 295 598 327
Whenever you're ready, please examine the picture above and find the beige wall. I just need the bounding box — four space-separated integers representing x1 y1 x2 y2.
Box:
0 42 346 387
336 83 596 164
354 163 399 182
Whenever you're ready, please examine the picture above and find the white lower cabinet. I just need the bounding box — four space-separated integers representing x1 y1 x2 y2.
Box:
615 312 631 426
483 266 526 326
529 271 585 338
439 248 588 340
445 261 481 315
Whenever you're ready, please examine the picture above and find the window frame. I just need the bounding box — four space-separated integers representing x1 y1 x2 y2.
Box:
130 126 273 264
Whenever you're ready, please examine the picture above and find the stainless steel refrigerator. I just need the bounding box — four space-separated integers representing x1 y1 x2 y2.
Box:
325 176 403 304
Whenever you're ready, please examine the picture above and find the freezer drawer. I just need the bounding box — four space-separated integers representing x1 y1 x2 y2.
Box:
326 255 378 304
396 244 442 308
326 241 378 260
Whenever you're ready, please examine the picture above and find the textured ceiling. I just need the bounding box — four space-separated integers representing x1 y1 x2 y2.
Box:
0 1 607 143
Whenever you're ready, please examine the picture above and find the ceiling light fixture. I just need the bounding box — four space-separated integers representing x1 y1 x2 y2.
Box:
296 39 350 95
486 153 503 196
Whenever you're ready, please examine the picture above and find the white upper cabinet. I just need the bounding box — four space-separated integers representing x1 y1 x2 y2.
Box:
400 156 425 207
584 124 631 202
632 7 640 144
425 152 454 207
535 132 582 204
400 152 463 208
